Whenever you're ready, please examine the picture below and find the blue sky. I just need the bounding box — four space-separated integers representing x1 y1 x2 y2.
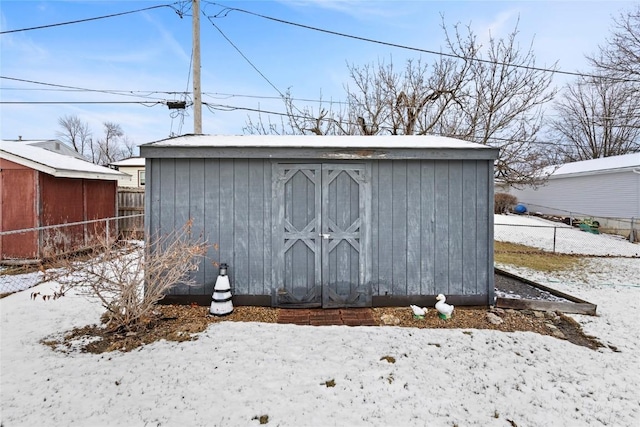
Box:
0 0 636 148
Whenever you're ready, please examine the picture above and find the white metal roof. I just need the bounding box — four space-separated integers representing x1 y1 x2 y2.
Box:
109 157 146 167
142 134 495 150
550 152 640 177
24 139 88 160
0 140 127 181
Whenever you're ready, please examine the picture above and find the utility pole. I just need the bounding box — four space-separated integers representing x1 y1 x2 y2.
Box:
193 0 202 134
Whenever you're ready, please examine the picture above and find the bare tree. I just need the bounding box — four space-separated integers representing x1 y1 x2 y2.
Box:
56 116 137 165
549 77 640 161
95 122 125 165
548 6 640 162
245 19 557 186
344 56 472 136
587 5 640 78
437 21 557 184
56 115 92 158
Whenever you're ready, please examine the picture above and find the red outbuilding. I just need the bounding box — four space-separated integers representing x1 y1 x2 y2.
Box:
0 140 126 263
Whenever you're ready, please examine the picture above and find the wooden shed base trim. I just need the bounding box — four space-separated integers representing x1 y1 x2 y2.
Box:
158 295 272 307
494 267 598 316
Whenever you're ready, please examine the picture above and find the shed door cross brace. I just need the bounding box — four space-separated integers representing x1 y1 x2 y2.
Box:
273 163 371 308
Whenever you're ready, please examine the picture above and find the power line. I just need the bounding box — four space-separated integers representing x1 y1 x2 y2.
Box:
0 101 163 106
0 76 169 101
0 3 186 34
7 75 640 124
203 92 349 105
6 74 638 124
1 87 185 94
205 2 640 84
203 13 311 120
204 18 285 99
1 84 349 104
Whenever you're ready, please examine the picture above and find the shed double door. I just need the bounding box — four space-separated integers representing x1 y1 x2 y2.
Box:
273 163 371 308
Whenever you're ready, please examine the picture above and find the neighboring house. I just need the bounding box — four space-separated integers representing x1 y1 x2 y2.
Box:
25 139 88 161
4 137 90 161
109 157 145 187
503 153 640 224
0 140 127 263
140 134 499 308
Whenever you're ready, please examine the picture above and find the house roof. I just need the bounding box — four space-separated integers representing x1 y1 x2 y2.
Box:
109 157 146 167
140 134 500 160
550 152 640 178
26 139 88 161
0 140 127 181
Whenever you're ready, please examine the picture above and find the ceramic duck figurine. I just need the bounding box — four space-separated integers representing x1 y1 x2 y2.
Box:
435 294 454 319
410 304 428 319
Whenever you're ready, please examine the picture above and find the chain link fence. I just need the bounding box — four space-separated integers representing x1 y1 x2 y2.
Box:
513 202 638 241
3 214 638 296
495 221 640 257
1 214 144 296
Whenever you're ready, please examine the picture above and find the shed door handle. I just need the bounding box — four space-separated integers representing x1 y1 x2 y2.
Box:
319 233 330 239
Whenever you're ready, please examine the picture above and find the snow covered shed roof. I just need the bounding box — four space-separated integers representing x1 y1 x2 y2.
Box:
0 140 127 181
550 152 640 178
140 134 500 160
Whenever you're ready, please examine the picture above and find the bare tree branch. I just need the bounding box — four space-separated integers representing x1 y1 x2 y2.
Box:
35 221 207 333
244 18 557 186
549 77 640 161
56 115 92 159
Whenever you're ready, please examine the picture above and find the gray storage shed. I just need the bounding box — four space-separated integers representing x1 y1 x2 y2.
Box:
140 135 499 308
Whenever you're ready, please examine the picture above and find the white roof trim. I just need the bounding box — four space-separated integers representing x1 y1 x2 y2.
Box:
549 152 640 178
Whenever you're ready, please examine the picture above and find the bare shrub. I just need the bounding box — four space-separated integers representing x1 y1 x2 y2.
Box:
37 220 207 332
495 193 518 214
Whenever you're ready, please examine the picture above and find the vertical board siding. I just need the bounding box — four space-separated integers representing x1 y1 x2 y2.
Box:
447 161 464 294
370 159 492 298
117 188 144 238
188 159 206 294
262 164 273 297
203 159 221 295
150 158 274 296
155 159 176 294
233 159 250 292
461 161 478 295
434 162 450 291
147 159 159 238
248 160 265 295
148 157 493 299
420 161 436 295
476 162 495 305
376 162 393 296
406 161 422 295
218 161 235 288
370 161 380 295
173 158 191 294
158 158 176 235
391 161 408 295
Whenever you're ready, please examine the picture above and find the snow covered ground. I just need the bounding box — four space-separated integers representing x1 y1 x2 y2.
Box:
495 214 640 257
1 218 639 426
